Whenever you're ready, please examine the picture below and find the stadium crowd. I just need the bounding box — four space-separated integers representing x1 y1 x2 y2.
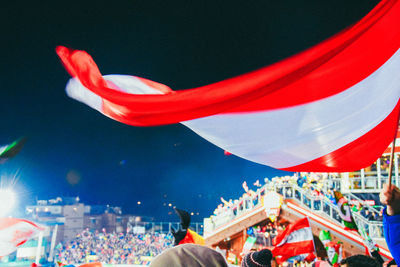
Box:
53 174 400 267
55 230 173 265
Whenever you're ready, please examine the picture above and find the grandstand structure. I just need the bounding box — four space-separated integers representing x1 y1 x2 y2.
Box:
25 197 126 243
336 130 400 194
203 133 400 263
15 198 203 266
203 179 390 263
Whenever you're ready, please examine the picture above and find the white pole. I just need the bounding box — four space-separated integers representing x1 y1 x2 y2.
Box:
35 230 44 265
395 153 399 186
361 168 365 190
377 158 382 189
48 224 58 262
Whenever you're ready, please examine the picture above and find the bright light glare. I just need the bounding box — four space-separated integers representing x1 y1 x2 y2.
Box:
0 188 16 216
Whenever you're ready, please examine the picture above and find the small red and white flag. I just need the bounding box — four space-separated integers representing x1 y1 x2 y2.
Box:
0 218 44 257
271 217 315 263
57 0 400 172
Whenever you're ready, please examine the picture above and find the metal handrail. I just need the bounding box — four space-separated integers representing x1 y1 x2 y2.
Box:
344 192 381 214
204 178 384 239
328 175 399 193
128 221 204 235
271 182 384 239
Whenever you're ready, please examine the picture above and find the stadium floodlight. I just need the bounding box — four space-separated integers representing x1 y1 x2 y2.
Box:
0 188 16 217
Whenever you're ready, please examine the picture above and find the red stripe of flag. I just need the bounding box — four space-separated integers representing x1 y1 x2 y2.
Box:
283 99 400 171
56 0 400 126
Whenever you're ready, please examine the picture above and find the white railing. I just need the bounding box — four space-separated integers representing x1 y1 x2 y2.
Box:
128 221 203 235
205 187 268 233
205 178 384 239
273 182 384 239
328 175 400 193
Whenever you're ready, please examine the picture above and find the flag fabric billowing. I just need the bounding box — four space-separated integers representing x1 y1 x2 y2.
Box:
271 217 315 263
242 236 257 254
0 137 26 163
326 241 343 266
179 229 205 245
319 230 332 246
0 218 44 256
318 230 343 265
57 0 400 172
171 208 204 246
287 252 316 263
359 226 383 263
333 191 358 230
359 227 378 253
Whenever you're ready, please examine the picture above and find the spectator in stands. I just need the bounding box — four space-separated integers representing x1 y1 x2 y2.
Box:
340 254 381 267
371 211 378 221
377 209 384 222
362 208 369 218
149 243 228 267
365 209 380 221
380 183 400 266
326 190 336 204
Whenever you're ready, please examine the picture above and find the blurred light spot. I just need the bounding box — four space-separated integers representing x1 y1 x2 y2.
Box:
66 170 81 185
0 188 15 216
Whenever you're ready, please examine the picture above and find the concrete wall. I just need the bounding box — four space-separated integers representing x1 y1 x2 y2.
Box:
63 204 85 241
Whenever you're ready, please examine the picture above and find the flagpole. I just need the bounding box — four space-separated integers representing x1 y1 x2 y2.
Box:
35 230 43 265
388 127 399 186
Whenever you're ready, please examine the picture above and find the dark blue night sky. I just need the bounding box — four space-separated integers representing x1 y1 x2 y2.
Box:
1 0 379 220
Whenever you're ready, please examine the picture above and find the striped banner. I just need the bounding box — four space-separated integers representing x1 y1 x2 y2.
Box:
0 218 44 257
58 0 400 171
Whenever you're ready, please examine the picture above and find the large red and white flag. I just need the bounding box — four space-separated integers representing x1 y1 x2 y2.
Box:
57 0 400 172
0 218 44 257
271 217 315 263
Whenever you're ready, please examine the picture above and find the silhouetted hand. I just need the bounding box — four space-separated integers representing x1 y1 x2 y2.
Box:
380 184 400 215
171 227 187 246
